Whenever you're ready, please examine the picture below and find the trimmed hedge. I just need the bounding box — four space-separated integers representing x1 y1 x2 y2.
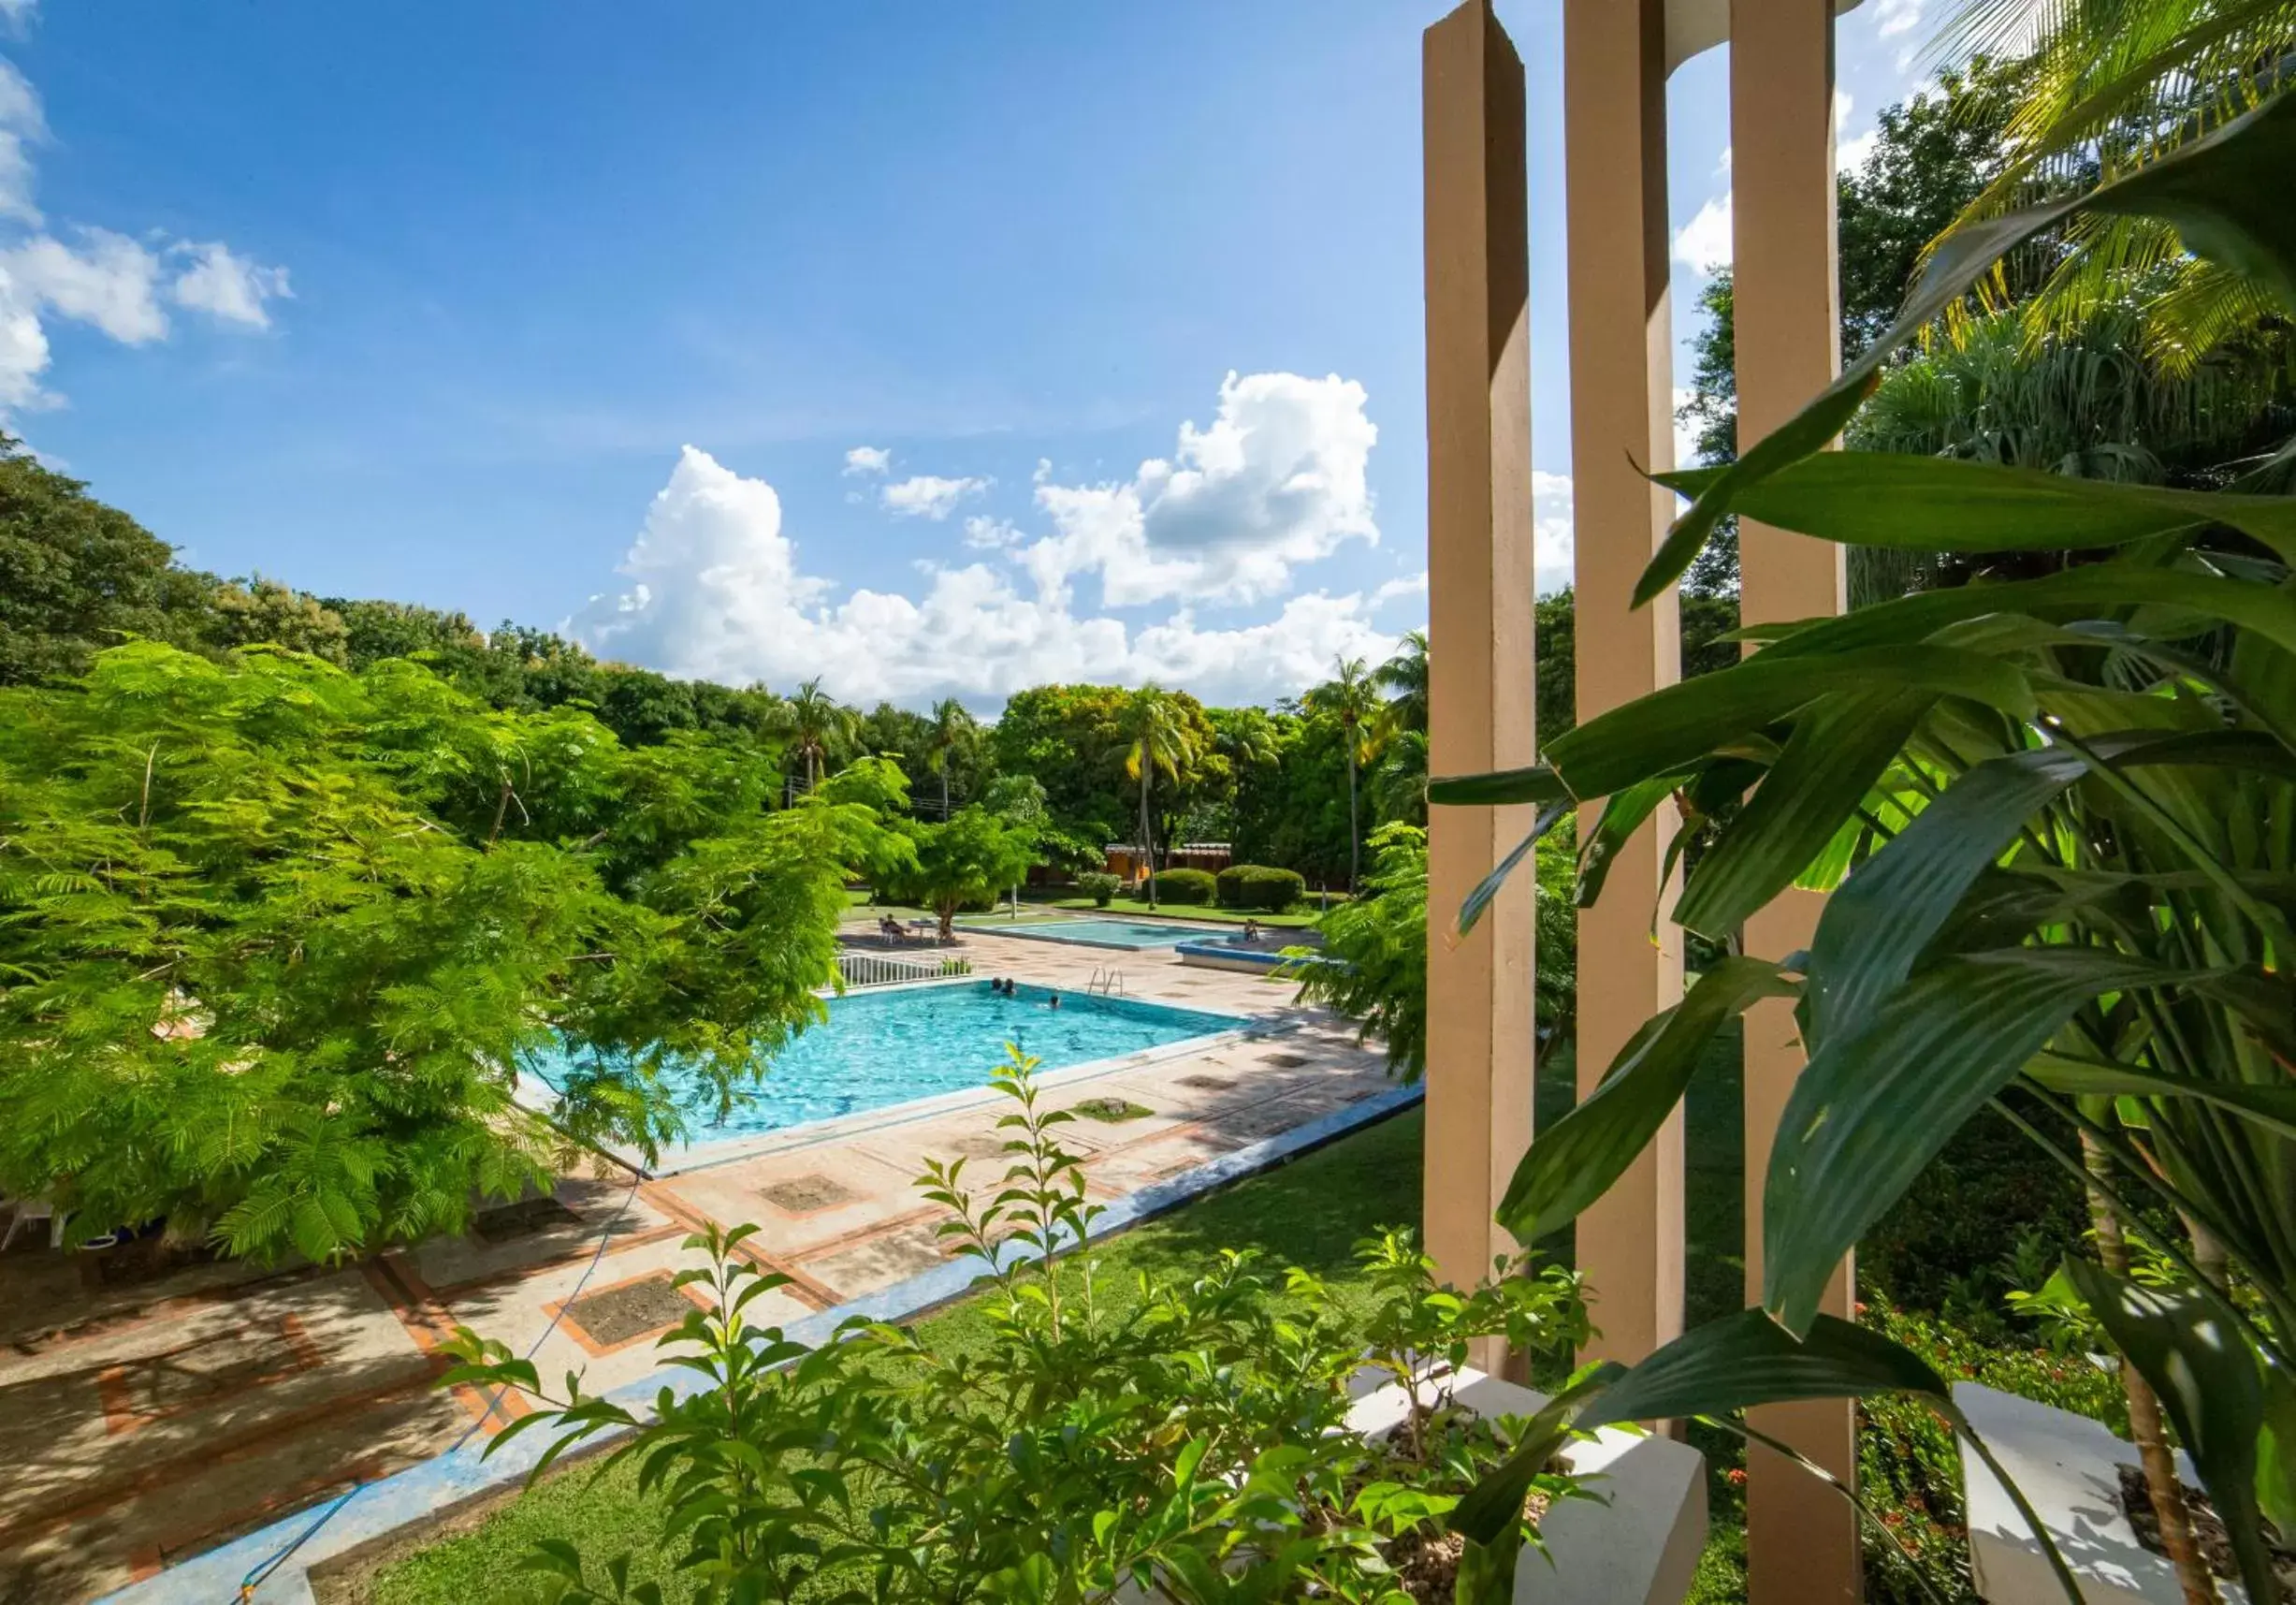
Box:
1076 871 1122 908
1215 864 1306 912
1148 868 1217 905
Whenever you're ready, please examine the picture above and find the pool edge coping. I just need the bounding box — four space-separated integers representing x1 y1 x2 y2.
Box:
101 1079 1426 1605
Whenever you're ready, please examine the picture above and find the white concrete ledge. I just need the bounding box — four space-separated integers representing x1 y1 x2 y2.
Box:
1348 1366 1707 1605
1955 1380 2244 1605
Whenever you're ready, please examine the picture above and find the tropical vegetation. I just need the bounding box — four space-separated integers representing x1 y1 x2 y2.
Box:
442 1056 1591 1603
1431 20 2296 1599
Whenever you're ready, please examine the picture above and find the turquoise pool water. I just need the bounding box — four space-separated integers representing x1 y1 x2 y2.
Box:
967 917 1209 949
530 982 1238 1148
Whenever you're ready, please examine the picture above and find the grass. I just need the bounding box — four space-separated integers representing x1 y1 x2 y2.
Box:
1031 894 1328 927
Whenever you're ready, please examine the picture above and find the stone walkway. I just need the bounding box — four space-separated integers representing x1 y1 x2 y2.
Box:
0 926 1394 1603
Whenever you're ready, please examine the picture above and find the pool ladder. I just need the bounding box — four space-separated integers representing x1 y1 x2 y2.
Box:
1086 967 1127 997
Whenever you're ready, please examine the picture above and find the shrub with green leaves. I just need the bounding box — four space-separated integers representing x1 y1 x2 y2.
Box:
1147 866 1216 904
0 643 905 1262
443 1050 1591 1603
1076 869 1123 907
1215 863 1306 912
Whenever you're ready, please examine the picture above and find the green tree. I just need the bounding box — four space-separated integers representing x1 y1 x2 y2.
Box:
207 576 351 664
1303 656 1383 891
883 805 1040 940
0 642 898 1262
785 676 856 793
1114 686 1198 910
0 439 218 685
924 696 981 820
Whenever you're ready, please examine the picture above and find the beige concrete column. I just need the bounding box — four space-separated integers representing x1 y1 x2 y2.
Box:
1422 0 1536 1363
1562 0 1686 1371
1730 2 1857 1601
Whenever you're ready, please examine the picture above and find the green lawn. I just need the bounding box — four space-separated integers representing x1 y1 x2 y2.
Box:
1031 894 1328 927
365 1016 2089 1605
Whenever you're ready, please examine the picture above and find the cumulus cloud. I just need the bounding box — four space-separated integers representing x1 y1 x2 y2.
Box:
842 445 890 475
169 241 291 328
1 228 166 343
0 51 287 417
569 444 1401 709
1672 192 1732 274
1876 0 1923 37
1532 472 1576 596
963 514 1022 550
880 472 989 520
1021 371 1377 609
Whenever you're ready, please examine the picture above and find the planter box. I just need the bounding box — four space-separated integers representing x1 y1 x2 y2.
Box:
1345 1366 1707 1605
1956 1381 2246 1605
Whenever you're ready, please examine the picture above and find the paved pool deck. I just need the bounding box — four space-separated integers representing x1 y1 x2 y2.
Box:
0 927 1403 1604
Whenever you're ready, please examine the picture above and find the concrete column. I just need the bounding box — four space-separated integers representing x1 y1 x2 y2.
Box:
1730 1 1857 1601
1422 0 1536 1365
1562 0 1687 1373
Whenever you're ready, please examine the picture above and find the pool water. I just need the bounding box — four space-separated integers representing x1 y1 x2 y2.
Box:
966 917 1205 949
530 981 1238 1148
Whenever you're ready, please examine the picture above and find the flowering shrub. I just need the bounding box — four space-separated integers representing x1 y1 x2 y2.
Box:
443 1049 1591 1603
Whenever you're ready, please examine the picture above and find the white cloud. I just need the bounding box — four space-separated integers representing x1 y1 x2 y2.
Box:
1672 192 1732 275
1672 387 1703 468
1876 0 1923 37
1370 570 1427 609
880 472 989 520
1 228 165 342
842 445 890 475
963 514 1022 550
0 52 287 419
0 57 40 224
0 1 37 35
169 241 291 328
1533 472 1575 596
1021 371 1377 608
569 445 1400 709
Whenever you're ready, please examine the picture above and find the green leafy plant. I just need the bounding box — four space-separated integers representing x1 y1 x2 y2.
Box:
880 803 1041 940
0 643 902 1262
442 1049 1592 1603
1430 77 2296 1605
1216 864 1307 912
1148 867 1217 905
1077 869 1124 907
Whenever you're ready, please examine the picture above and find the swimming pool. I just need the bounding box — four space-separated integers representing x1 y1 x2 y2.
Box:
964 917 1213 950
529 981 1239 1149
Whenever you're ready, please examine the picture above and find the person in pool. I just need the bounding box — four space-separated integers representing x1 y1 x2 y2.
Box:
1047 992 1060 1010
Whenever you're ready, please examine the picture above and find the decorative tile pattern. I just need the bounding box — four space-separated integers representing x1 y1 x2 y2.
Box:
758 1174 859 1214
565 1276 697 1349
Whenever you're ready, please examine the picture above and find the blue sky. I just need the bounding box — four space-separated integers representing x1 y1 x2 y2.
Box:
6 0 1931 708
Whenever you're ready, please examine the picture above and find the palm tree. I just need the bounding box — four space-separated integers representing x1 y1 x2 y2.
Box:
1373 631 1429 742
924 697 978 819
785 678 852 793
1305 656 1384 893
1115 686 1196 911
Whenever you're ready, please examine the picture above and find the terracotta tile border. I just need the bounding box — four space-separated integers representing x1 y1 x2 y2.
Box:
637 1180 844 1310
540 1269 715 1360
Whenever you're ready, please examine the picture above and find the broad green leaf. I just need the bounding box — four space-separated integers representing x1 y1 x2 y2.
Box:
1426 764 1572 810
1766 949 2191 1335
1659 454 2296 564
1576 771 1693 907
1494 958 1796 1243
1547 645 2032 801
2259 1363 2296 1539
1806 747 2091 1051
1456 800 1571 936
1639 89 2296 604
2063 1258 2278 1605
1674 689 1931 941
2024 1053 2296 1140
1765 564 2296 666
